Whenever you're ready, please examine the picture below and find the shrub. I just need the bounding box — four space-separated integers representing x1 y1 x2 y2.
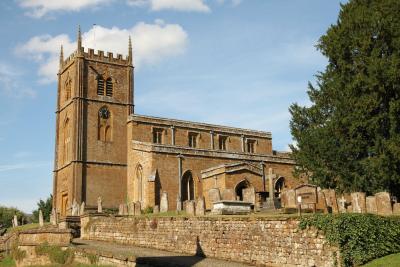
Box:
299 214 400 266
143 206 153 214
35 242 74 265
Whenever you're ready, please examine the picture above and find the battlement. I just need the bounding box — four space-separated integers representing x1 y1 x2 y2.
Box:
60 47 131 70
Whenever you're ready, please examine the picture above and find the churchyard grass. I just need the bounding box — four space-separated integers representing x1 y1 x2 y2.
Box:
362 253 400 267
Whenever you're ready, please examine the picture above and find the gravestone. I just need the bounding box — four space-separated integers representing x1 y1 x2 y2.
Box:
160 192 168 213
375 192 392 215
13 215 18 227
195 197 205 216
393 203 400 215
118 204 124 215
80 202 85 216
71 199 79 216
128 202 135 215
134 201 141 216
346 205 353 213
322 189 339 213
221 189 235 201
242 187 256 204
295 184 317 210
153 205 160 214
337 196 347 213
316 188 328 212
208 188 221 203
285 189 297 208
176 195 183 211
366 196 378 214
51 208 58 226
351 192 366 213
123 204 128 215
185 200 195 216
97 196 103 213
39 210 44 227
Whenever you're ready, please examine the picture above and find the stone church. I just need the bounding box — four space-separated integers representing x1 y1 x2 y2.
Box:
53 28 297 216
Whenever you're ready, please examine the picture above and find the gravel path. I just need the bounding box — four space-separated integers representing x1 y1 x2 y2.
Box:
72 239 254 267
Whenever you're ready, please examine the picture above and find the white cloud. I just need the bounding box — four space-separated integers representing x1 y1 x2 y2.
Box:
17 21 188 83
0 161 51 172
0 63 36 98
18 0 112 18
127 0 210 12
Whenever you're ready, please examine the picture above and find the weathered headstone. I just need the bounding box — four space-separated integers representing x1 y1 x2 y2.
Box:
295 184 317 211
195 197 205 216
71 199 79 216
80 202 85 216
366 196 377 214
51 208 58 226
393 203 400 215
221 189 235 201
337 196 347 213
39 210 44 227
160 192 168 213
134 201 141 216
351 192 366 213
375 192 392 216
153 205 160 214
322 189 339 213
123 204 128 215
118 204 124 215
208 188 221 203
185 200 195 216
285 189 296 208
242 187 256 204
13 215 18 227
316 188 328 212
346 204 353 213
128 202 135 215
176 195 182 211
97 196 103 213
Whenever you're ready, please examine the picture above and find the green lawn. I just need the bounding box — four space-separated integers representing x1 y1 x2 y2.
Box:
0 256 15 267
362 253 400 267
0 256 113 267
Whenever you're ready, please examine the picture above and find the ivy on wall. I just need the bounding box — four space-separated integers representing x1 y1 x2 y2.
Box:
299 214 400 266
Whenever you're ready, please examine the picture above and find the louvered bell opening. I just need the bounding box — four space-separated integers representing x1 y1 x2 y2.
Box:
97 77 105 95
106 78 113 97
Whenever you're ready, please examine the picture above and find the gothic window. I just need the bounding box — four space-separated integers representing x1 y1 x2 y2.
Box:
188 132 198 148
218 135 227 150
136 165 144 202
182 171 194 201
97 75 104 95
65 78 71 100
246 139 256 153
98 107 112 142
106 78 113 97
153 128 163 144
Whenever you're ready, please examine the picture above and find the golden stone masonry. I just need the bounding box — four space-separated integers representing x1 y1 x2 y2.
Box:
53 27 298 215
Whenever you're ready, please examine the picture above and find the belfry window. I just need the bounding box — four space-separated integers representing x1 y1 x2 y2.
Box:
106 78 113 97
188 132 198 148
97 76 104 95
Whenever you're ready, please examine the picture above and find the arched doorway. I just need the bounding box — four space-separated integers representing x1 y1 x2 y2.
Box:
274 177 285 198
182 171 194 201
235 179 251 201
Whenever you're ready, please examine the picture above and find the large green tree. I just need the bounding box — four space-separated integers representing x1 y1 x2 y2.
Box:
32 195 52 223
290 0 400 196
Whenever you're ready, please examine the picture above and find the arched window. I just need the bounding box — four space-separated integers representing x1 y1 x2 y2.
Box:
97 75 104 95
98 107 112 142
136 165 144 202
65 78 71 100
181 171 194 201
106 78 113 97
274 177 285 198
63 118 70 164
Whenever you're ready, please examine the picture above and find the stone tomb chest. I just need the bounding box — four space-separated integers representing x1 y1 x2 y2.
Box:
295 184 317 209
212 200 252 215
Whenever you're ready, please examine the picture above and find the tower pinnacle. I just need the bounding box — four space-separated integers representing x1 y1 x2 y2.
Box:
59 45 64 68
128 35 133 65
77 25 82 54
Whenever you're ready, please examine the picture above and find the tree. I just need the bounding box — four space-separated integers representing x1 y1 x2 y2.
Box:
32 195 53 223
289 0 400 197
0 206 26 229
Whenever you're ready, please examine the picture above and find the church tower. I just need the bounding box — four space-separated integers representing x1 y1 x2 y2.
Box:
53 27 134 215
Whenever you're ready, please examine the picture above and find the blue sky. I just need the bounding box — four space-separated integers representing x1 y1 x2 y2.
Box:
0 0 343 213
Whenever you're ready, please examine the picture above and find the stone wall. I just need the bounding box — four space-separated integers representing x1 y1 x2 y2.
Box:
81 214 339 267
